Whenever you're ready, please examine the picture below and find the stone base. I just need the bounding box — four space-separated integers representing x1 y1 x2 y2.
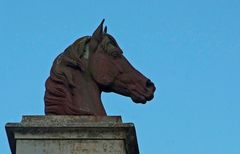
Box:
6 116 139 154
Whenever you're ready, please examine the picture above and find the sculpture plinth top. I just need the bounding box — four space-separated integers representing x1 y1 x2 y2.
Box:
44 19 155 116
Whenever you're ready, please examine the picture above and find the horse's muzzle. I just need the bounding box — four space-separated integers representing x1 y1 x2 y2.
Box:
145 79 156 101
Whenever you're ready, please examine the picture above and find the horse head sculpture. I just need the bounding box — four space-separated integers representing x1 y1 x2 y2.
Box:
44 20 156 115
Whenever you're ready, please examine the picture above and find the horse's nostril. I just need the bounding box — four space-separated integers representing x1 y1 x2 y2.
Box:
146 79 154 88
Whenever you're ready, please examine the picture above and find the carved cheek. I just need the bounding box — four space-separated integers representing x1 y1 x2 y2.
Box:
90 55 116 85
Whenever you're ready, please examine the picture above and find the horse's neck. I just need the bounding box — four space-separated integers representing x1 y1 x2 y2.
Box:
71 72 107 116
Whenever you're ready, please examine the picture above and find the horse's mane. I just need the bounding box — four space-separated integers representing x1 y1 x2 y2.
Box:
62 36 91 62
49 36 91 87
45 36 93 115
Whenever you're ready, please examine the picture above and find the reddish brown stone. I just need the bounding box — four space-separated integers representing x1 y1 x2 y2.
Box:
44 20 155 115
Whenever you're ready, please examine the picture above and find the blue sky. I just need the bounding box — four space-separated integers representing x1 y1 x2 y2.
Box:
1 0 240 153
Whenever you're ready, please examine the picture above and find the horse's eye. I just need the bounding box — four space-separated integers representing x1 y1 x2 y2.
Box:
111 51 121 58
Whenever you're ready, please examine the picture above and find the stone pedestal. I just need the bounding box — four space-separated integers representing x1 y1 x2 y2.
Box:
6 116 139 154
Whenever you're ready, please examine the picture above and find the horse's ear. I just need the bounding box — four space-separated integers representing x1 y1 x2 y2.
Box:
92 19 105 43
104 26 107 33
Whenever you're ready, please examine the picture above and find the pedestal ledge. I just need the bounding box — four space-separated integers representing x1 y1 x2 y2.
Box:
6 115 139 154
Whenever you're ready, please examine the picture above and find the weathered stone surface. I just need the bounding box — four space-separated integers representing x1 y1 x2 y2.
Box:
6 116 139 154
17 140 126 154
44 19 156 116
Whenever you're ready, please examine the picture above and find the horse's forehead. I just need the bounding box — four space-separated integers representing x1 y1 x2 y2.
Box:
103 34 119 47
103 34 115 42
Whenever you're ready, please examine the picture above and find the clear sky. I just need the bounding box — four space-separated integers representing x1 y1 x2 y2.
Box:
1 0 240 154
